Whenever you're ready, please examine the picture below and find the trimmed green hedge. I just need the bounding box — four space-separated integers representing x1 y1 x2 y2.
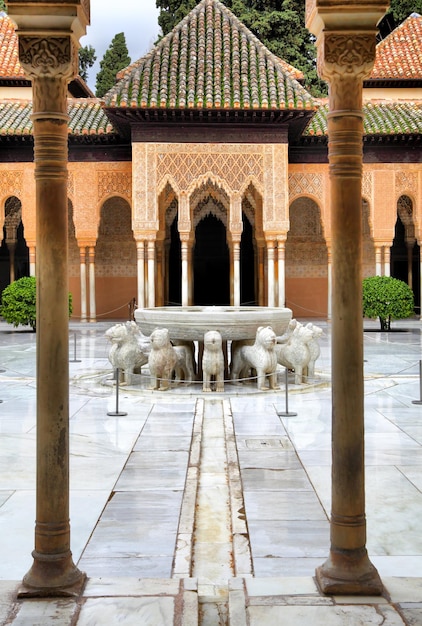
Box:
362 275 414 330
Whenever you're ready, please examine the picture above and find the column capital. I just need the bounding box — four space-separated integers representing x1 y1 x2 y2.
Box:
318 32 377 82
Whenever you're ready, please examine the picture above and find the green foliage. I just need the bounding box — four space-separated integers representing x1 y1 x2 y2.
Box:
0 0 7 12
156 0 327 96
362 276 414 331
95 33 131 97
0 276 73 331
79 45 97 83
388 0 422 25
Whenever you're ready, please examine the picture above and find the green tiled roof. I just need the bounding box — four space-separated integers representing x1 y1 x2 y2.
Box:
0 99 116 136
103 0 315 111
305 101 422 136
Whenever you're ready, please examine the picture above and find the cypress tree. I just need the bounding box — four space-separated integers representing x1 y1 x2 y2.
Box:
95 32 131 97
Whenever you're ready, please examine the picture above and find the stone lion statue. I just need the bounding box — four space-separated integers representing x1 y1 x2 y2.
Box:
105 321 150 385
173 342 196 385
275 322 313 384
148 327 178 391
304 322 323 379
231 326 279 391
202 330 224 392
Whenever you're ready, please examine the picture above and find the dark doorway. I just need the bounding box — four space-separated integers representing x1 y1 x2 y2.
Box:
0 220 29 296
168 216 181 305
391 215 420 312
194 214 229 305
240 212 256 305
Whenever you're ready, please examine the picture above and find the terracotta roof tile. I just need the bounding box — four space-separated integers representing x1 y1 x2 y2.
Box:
305 100 422 136
0 99 116 136
0 14 25 78
370 13 422 80
105 0 314 111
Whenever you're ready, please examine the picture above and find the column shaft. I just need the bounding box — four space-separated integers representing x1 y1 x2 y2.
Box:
88 247 96 323
147 241 155 307
79 247 87 323
22 76 85 595
267 242 275 307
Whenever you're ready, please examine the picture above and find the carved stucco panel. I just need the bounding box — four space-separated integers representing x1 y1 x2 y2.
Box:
132 143 147 231
70 164 100 239
289 172 324 203
362 171 373 203
0 170 23 202
154 143 264 195
98 170 131 203
396 171 418 197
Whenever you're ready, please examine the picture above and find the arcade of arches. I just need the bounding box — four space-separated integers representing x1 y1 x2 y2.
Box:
1 157 421 319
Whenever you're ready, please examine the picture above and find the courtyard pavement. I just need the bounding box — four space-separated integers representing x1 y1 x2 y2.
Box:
0 318 421 625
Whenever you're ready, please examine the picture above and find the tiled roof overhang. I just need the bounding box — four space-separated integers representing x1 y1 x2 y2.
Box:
104 105 316 143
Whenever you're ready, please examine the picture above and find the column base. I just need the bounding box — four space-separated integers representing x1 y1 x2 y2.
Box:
18 550 86 598
316 548 383 596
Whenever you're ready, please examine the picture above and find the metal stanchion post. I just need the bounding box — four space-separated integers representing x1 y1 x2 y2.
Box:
412 360 422 405
69 332 81 363
107 368 128 416
275 368 297 417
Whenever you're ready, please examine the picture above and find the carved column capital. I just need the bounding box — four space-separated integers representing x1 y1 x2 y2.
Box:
18 36 77 116
19 36 77 81
318 33 376 110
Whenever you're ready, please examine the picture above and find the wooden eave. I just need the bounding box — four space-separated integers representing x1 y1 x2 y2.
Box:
104 106 316 143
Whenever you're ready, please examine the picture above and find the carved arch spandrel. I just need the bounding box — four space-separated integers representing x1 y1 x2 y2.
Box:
155 145 264 195
395 172 421 238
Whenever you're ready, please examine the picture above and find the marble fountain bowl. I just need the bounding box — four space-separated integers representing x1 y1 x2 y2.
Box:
135 306 292 341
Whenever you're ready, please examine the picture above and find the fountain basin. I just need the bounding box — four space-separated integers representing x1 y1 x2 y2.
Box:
135 306 292 341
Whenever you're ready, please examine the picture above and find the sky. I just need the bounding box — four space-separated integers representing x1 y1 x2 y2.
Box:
80 0 161 92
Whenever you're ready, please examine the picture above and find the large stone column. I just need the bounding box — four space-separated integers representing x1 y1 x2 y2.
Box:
306 0 387 595
10 0 89 596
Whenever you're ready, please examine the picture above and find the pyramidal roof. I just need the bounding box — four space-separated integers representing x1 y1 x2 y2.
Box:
369 13 422 81
103 0 315 111
0 13 26 78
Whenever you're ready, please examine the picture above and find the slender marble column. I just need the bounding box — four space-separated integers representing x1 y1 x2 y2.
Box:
29 245 36 277
307 0 387 594
233 240 240 307
79 246 87 323
17 37 86 595
383 246 390 276
6 240 16 283
277 240 286 307
147 241 155 307
267 241 275 307
375 246 382 276
407 242 413 288
136 240 145 309
181 239 189 306
88 246 96 323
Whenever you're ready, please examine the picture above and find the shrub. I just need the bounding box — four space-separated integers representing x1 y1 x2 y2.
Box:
362 275 414 330
0 276 72 331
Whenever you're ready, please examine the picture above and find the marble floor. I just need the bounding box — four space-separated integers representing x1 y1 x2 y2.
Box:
0 319 422 625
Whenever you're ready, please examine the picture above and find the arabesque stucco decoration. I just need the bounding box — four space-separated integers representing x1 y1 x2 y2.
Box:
289 172 323 202
133 142 289 235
